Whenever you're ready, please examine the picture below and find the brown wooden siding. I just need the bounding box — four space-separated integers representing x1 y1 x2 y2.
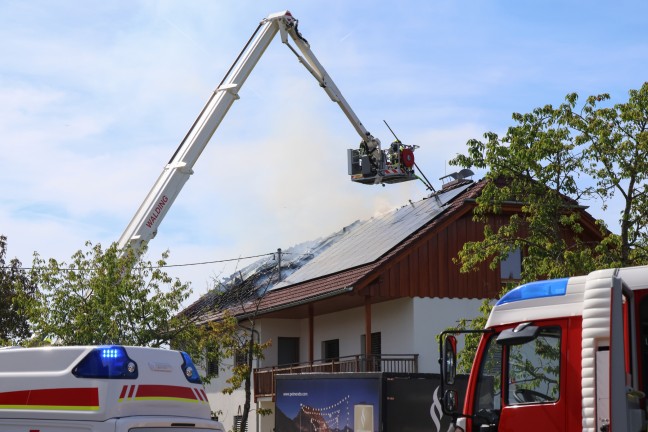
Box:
371 212 502 300
228 180 606 320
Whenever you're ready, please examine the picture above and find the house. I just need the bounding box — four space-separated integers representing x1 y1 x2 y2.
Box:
182 176 603 432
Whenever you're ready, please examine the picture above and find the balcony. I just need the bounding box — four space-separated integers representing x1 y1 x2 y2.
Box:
253 353 418 401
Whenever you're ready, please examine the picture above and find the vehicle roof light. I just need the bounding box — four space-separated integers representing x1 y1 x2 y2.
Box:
73 345 138 379
180 351 202 384
496 278 568 306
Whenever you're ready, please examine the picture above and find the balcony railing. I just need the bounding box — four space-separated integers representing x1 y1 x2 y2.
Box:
253 353 418 401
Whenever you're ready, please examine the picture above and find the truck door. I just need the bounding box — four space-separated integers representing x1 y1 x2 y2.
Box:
498 324 564 432
470 320 567 432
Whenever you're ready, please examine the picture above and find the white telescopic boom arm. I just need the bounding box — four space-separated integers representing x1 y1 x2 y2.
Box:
118 11 379 254
275 16 380 150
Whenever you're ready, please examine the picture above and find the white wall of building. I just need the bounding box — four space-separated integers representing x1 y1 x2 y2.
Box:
371 298 415 354
256 318 308 367
412 297 484 373
313 306 365 358
204 296 484 431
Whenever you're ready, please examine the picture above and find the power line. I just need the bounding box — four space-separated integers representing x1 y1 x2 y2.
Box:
1 252 275 272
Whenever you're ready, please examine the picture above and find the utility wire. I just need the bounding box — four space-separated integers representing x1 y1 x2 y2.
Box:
1 252 275 272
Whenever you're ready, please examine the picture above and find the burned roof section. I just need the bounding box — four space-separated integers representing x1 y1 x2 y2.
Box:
182 179 479 321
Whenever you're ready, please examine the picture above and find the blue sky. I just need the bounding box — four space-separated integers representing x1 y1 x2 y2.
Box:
2 1 647 304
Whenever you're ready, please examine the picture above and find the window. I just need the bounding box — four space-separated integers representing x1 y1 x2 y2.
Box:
500 249 522 282
206 357 219 376
360 332 382 356
361 332 382 371
322 339 339 362
278 337 300 366
233 414 247 432
507 327 561 405
234 349 248 367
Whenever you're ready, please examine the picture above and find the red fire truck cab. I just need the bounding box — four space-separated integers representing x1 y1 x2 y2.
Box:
439 266 648 432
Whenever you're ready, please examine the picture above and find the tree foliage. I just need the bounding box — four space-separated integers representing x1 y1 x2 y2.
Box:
0 235 35 345
451 104 600 282
569 85 648 265
204 272 274 431
24 242 197 347
452 83 648 279
449 83 648 371
19 238 274 430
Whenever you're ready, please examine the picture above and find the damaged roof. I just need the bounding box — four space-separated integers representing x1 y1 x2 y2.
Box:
183 179 482 322
272 182 471 288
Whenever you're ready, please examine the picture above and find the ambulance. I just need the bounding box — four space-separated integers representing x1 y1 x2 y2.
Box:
0 345 225 432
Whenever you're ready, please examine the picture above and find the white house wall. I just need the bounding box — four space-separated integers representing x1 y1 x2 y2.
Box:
314 306 365 358
256 318 309 367
412 297 484 373
204 296 484 431
371 298 415 354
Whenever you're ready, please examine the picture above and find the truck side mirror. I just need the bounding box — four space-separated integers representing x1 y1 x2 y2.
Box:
496 322 539 346
442 335 457 385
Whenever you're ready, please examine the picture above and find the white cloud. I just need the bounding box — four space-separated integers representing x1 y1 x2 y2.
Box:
2 1 647 302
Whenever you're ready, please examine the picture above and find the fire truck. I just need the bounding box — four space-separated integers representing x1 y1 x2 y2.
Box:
0 345 224 431
439 266 648 432
118 10 420 255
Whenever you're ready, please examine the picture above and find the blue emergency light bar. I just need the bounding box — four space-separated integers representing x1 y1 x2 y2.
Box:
73 345 138 379
180 351 202 384
496 278 569 306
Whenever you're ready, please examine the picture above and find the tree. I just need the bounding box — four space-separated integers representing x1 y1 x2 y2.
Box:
449 83 648 370
25 241 199 347
451 106 602 283
212 271 273 431
0 235 35 345
566 82 648 266
180 261 276 431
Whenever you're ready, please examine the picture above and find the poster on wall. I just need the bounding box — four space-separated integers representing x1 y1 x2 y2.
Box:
275 374 381 432
383 374 468 432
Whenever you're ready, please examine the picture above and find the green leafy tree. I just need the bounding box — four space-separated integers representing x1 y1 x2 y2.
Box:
449 83 648 370
0 235 35 345
25 241 200 347
565 83 648 266
208 273 273 432
21 238 276 432
179 265 275 432
451 104 601 282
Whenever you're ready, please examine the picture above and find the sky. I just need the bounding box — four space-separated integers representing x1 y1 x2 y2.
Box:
2 1 647 306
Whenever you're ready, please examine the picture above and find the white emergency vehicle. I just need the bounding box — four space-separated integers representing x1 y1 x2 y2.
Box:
0 345 225 432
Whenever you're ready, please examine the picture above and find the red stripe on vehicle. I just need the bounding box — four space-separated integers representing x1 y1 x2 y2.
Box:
119 385 128 399
0 388 98 407
201 389 208 402
128 385 136 398
135 385 197 400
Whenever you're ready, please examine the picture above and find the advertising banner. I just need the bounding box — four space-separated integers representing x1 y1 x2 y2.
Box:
275 373 468 432
275 374 380 432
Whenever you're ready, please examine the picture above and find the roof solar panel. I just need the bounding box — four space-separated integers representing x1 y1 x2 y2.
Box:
272 183 472 289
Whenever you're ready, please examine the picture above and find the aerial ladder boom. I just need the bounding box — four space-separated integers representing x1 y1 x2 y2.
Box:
118 11 418 254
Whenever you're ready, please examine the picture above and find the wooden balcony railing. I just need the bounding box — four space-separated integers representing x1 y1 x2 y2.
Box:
253 353 418 401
